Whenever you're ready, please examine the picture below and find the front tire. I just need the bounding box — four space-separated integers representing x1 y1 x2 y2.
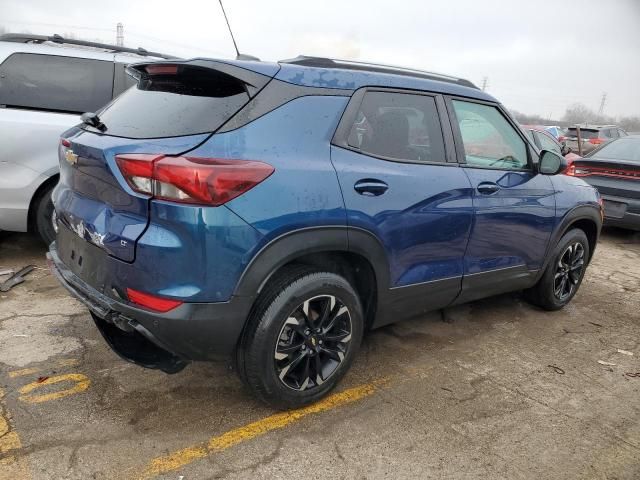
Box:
239 266 363 409
525 228 590 311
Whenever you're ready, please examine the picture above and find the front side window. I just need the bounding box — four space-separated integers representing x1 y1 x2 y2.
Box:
452 100 528 170
536 131 562 155
346 91 446 163
0 53 114 113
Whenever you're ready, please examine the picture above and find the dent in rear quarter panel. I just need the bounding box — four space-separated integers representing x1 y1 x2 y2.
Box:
185 95 350 243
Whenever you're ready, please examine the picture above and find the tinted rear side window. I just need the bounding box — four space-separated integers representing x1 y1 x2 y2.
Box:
96 65 250 138
0 53 113 113
346 91 446 163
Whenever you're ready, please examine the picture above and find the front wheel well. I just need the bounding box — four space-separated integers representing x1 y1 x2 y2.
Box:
564 218 598 261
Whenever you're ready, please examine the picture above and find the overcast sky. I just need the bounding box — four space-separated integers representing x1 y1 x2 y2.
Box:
2 0 639 119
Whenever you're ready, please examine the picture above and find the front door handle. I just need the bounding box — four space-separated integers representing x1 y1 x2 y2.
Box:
477 182 500 195
354 179 389 196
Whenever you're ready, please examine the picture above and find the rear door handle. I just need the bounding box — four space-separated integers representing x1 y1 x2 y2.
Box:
477 182 500 195
354 179 388 196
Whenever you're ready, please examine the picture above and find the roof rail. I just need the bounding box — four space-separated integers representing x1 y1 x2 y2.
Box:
0 33 179 60
280 55 478 89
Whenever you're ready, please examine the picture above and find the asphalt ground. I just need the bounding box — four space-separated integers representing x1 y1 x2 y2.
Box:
0 228 638 479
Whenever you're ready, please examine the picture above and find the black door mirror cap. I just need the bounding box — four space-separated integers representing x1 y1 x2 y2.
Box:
538 150 568 175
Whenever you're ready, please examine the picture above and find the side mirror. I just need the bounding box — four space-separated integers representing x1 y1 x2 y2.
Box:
539 150 567 175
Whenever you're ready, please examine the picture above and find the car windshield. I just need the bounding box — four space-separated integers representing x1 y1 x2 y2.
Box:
565 128 599 139
589 137 640 162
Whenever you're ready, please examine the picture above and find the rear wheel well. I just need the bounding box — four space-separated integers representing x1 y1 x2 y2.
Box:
28 174 59 232
564 218 598 261
259 251 378 330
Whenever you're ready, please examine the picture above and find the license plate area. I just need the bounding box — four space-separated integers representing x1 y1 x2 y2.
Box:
57 225 110 294
603 199 627 219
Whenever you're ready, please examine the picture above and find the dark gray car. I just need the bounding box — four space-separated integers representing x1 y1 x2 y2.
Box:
568 135 640 230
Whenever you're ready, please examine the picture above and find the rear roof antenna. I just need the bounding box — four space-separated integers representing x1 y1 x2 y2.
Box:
218 0 259 61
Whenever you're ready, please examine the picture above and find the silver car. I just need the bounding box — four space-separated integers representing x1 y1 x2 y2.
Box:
0 33 172 243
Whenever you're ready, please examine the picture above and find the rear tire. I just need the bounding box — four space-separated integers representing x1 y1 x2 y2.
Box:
34 184 57 246
239 265 363 409
525 228 590 311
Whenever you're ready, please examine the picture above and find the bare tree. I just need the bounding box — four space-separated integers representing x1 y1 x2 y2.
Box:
562 103 599 124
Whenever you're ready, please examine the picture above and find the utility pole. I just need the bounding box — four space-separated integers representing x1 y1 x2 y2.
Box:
116 23 124 47
597 92 607 116
481 77 488 91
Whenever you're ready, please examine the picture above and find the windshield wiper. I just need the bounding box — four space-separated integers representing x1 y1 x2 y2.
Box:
80 112 107 132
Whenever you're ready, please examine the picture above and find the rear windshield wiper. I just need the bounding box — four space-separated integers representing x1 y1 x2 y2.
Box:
81 112 107 132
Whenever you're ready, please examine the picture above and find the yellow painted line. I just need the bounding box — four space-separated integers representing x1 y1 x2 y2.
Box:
7 368 39 379
8 358 80 378
135 379 387 480
18 373 90 404
0 388 31 479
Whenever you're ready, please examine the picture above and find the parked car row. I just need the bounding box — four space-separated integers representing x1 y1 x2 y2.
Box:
524 122 638 230
560 124 628 155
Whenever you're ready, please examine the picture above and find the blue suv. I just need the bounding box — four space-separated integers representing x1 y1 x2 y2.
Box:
48 56 602 408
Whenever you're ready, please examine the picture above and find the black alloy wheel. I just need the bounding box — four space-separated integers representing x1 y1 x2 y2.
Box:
274 294 352 391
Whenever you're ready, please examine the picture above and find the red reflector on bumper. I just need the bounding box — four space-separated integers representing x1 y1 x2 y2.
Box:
126 288 183 313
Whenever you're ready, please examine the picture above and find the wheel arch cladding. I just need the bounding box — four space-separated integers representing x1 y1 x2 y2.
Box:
234 227 389 329
554 205 602 264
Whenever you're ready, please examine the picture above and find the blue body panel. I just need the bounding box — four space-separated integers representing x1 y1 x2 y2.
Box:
54 131 209 262
331 146 473 288
190 95 350 241
461 168 556 274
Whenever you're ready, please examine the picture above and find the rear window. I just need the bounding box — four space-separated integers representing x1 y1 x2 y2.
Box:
589 138 640 162
95 65 250 138
346 91 446 163
566 128 599 139
0 53 113 113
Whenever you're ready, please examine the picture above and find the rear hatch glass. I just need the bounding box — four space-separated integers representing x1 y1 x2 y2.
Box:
92 64 252 138
565 128 599 139
57 61 276 263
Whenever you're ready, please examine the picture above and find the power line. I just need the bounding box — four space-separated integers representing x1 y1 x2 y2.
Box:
116 23 123 47
598 92 607 116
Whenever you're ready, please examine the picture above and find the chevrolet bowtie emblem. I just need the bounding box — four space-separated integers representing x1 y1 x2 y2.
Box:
65 149 78 165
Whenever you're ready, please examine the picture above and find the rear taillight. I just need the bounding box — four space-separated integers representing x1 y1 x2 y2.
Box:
564 161 591 177
115 154 274 206
126 288 183 312
564 158 576 176
589 138 605 145
61 138 71 148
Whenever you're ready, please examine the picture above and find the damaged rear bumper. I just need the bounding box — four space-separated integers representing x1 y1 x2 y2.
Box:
47 241 254 373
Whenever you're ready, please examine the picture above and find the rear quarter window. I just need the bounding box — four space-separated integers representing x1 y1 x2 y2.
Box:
0 53 114 113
